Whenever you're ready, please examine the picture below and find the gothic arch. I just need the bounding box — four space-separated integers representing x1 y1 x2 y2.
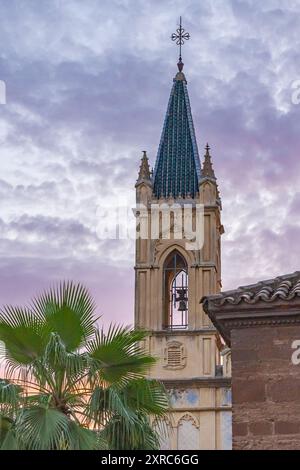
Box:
177 413 200 450
176 412 199 428
157 243 195 267
162 249 189 329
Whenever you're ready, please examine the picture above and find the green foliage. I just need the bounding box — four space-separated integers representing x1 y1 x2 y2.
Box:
0 282 169 450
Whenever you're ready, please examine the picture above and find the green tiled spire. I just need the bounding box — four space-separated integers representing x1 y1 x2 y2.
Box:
153 68 201 198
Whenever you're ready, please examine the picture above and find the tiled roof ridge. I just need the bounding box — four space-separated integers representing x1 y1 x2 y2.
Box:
206 271 300 306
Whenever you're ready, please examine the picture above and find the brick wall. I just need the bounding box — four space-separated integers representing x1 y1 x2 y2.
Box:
232 325 300 450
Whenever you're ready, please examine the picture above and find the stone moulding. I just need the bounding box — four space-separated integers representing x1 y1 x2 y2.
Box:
152 328 216 337
161 377 231 388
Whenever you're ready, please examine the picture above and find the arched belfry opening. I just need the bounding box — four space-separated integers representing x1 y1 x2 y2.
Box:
163 250 188 330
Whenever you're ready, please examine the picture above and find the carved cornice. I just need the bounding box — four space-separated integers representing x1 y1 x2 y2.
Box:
161 377 231 388
202 204 220 210
203 299 300 347
191 262 217 269
134 264 159 270
170 406 232 412
150 328 217 337
224 317 300 327
135 262 218 270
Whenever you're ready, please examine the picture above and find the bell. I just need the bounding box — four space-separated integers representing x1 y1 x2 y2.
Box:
177 299 187 311
176 287 187 301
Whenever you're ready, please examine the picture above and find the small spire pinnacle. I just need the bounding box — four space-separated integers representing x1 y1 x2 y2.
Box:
202 143 216 179
137 151 151 183
171 17 190 72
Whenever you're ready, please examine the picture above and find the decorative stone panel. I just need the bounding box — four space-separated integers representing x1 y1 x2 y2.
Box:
163 341 187 369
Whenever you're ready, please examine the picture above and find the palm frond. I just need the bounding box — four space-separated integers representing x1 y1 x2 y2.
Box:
117 378 169 416
0 307 46 366
87 325 155 384
31 281 97 351
67 421 99 450
101 414 160 450
0 379 22 408
87 385 136 427
0 418 18 450
16 406 70 450
0 282 169 451
44 332 88 379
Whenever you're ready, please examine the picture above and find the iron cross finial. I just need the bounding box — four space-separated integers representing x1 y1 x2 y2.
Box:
171 17 190 71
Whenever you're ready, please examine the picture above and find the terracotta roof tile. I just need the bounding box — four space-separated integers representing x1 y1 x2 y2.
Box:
205 271 300 307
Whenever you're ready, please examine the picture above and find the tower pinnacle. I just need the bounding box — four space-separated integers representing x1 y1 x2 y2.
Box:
202 143 216 179
136 150 151 186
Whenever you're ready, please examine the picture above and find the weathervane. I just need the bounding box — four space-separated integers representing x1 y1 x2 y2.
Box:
171 16 190 71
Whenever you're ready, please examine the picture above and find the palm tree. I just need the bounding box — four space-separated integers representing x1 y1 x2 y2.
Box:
0 282 169 450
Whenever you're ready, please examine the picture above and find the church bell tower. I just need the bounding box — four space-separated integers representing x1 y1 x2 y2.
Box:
134 19 232 450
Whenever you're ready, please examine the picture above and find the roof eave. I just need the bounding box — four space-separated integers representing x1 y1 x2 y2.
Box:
202 293 300 347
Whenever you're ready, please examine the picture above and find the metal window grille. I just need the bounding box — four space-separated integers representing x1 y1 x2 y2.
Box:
163 251 188 330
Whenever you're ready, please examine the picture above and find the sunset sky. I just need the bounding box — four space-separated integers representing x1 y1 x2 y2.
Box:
1 0 300 326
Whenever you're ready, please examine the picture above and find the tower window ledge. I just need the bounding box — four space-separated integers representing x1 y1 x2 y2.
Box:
152 328 216 336
163 325 188 331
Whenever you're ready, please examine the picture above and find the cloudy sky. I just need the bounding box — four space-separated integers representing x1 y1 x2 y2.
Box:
0 0 300 325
